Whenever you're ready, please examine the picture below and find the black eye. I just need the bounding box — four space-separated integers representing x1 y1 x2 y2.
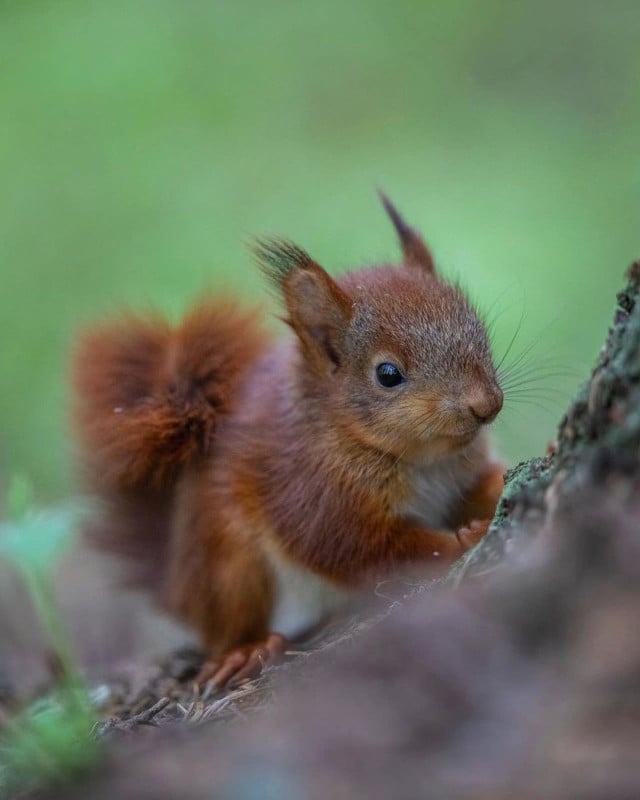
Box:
375 362 405 388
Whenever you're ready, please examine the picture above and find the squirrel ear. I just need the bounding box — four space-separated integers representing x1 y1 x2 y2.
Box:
378 191 435 273
253 238 352 373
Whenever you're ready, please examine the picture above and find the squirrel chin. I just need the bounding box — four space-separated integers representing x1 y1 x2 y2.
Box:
413 429 483 461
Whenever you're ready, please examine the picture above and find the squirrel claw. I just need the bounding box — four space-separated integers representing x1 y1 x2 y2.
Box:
456 519 490 551
195 633 288 691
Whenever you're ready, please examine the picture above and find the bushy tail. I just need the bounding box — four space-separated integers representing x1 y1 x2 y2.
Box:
72 298 264 490
71 298 265 587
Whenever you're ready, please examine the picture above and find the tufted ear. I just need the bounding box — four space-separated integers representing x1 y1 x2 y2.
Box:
253 238 352 375
379 191 435 273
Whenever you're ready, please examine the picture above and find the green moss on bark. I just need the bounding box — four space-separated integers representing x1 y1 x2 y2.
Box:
457 261 640 577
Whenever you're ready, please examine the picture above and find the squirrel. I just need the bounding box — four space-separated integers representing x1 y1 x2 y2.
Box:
72 193 505 688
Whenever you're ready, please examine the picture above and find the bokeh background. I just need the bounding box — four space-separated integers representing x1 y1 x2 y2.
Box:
1 0 639 502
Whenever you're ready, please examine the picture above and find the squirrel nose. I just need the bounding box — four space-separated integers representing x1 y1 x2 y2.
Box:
467 386 503 424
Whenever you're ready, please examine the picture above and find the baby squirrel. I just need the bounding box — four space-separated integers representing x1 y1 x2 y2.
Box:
72 194 504 688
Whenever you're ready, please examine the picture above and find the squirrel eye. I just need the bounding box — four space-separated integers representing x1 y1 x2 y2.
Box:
375 362 405 388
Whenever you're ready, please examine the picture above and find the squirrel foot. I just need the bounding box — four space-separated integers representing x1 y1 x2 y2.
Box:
456 519 491 551
195 632 288 691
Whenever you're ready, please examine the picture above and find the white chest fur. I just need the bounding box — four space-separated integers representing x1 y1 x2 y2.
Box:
401 451 481 529
265 545 352 640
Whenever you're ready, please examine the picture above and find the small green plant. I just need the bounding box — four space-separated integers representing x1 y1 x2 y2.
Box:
0 476 98 798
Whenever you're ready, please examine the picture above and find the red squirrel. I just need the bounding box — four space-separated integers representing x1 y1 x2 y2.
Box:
72 194 504 688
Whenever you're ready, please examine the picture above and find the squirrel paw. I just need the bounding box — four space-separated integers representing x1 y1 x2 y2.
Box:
195 632 288 691
456 519 491 551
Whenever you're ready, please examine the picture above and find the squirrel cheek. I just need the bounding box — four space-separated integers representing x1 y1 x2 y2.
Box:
407 397 447 439
426 397 477 439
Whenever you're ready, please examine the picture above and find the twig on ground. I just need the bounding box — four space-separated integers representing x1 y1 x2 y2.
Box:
95 697 171 738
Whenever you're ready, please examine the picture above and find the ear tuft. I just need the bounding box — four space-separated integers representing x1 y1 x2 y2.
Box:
252 237 315 288
252 235 351 375
378 190 435 273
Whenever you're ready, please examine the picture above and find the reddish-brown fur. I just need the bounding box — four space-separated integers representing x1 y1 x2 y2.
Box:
72 300 267 591
72 195 504 685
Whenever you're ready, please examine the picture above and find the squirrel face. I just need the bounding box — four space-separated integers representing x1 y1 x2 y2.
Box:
335 265 502 459
255 194 503 461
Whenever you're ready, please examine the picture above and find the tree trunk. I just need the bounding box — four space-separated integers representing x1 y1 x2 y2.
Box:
463 259 640 574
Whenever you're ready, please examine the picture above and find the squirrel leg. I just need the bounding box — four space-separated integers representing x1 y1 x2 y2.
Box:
448 464 505 554
392 519 493 569
456 463 505 526
195 633 288 690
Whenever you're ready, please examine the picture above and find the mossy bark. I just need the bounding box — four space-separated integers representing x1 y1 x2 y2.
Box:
456 260 640 577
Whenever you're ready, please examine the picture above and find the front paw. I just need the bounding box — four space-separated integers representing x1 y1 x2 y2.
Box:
456 519 491 551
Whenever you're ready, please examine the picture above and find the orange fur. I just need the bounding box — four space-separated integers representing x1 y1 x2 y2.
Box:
456 464 506 527
71 299 267 592
72 195 505 680
72 300 265 490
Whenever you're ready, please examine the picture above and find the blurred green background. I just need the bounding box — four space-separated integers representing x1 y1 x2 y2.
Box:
1 0 639 501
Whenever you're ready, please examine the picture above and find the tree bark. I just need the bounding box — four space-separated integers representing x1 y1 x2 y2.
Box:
456 259 640 576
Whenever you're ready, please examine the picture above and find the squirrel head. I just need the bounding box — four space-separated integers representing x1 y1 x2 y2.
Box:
254 194 503 461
